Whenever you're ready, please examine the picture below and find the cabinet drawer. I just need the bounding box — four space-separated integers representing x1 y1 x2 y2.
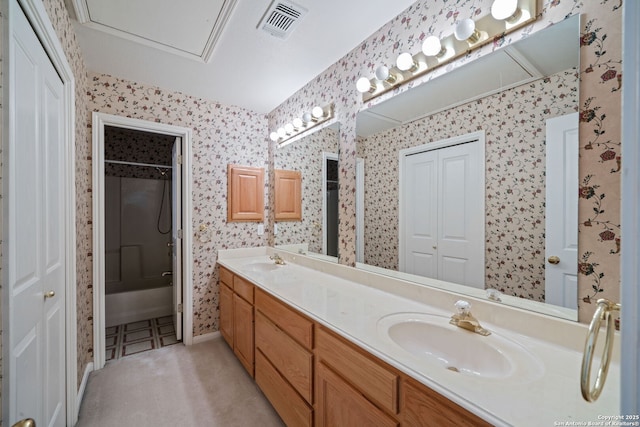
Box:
233 275 254 303
256 350 313 427
401 377 492 427
316 327 399 414
255 288 313 349
255 311 313 403
219 266 233 287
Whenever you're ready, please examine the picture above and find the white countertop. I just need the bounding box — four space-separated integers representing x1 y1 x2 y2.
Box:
217 249 620 426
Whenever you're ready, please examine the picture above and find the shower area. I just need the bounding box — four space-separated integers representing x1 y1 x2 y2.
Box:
104 126 176 330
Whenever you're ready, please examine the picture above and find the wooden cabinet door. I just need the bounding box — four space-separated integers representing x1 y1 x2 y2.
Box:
227 164 264 222
274 169 302 221
219 283 233 347
316 362 398 427
233 294 255 376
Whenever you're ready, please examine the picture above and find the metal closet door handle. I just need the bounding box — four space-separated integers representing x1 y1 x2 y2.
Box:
44 290 55 299
548 256 560 264
12 418 36 427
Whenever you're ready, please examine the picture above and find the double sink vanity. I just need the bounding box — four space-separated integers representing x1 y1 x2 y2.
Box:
217 247 619 426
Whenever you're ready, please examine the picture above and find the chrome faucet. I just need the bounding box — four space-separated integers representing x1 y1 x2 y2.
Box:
449 300 491 336
269 253 286 265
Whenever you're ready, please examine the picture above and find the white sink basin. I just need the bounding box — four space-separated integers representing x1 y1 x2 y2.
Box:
243 262 284 273
377 313 543 380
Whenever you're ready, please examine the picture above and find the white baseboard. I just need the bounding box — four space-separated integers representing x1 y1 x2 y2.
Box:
76 361 94 417
191 331 221 345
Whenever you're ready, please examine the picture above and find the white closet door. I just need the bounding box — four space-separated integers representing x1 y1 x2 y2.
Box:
437 142 484 288
403 151 438 277
8 2 67 425
401 136 484 288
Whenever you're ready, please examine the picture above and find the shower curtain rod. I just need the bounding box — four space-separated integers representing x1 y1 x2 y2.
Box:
105 159 172 169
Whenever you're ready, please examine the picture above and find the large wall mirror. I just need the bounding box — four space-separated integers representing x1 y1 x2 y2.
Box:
274 123 340 261
355 15 580 320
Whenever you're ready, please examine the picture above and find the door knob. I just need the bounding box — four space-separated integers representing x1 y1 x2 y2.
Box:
432 246 437 250
12 418 36 427
44 290 56 299
548 256 560 265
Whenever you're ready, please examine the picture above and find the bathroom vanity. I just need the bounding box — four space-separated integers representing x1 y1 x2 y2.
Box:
217 248 619 426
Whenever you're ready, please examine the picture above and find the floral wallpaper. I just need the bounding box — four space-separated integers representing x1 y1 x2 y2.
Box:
87 73 269 336
268 0 622 323
274 126 339 253
358 70 578 302
104 126 174 179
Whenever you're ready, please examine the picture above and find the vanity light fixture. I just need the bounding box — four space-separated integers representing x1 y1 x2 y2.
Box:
355 0 537 102
454 18 484 45
270 103 334 145
396 52 420 72
356 76 377 94
375 65 398 85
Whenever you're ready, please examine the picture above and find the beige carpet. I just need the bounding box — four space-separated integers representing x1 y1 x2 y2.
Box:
77 337 285 426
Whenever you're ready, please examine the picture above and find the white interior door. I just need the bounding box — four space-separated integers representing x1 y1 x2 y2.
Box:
437 142 484 287
545 112 579 309
401 136 484 288
172 137 183 340
403 151 438 277
8 2 66 425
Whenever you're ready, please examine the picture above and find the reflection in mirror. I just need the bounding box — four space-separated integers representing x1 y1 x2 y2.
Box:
355 15 580 320
274 123 340 261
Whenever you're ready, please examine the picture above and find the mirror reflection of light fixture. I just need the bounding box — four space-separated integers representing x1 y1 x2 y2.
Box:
491 0 522 23
396 52 420 72
271 103 335 145
422 35 447 58
454 18 482 44
375 65 398 85
356 76 376 94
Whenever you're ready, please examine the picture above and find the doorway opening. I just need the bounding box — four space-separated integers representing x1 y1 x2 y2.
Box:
323 153 339 257
93 113 193 370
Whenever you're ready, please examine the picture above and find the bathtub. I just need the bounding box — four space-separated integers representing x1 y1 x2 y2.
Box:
105 283 173 327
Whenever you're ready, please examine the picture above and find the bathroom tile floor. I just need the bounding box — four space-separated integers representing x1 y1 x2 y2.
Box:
106 316 180 361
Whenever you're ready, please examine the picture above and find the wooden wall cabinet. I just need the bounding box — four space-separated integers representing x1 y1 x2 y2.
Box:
218 266 255 377
274 169 302 221
227 164 264 222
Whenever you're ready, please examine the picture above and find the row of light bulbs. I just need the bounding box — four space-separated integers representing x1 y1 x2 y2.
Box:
270 104 334 144
356 0 533 98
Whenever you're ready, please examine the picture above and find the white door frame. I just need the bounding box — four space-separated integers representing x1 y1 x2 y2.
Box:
621 0 640 414
322 152 339 256
1 0 78 424
92 112 194 371
398 131 485 280
356 158 365 263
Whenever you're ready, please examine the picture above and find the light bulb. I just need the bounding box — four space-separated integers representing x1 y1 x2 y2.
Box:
277 127 286 138
396 52 418 72
375 65 397 84
454 19 481 44
292 117 303 129
312 106 324 119
491 0 521 23
269 132 279 142
422 36 445 57
356 76 375 93
284 123 294 134
302 112 313 123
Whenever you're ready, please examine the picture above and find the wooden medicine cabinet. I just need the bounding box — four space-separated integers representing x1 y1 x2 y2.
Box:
227 164 264 222
274 169 302 221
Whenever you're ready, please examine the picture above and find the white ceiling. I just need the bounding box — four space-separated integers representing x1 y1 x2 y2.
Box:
66 0 416 114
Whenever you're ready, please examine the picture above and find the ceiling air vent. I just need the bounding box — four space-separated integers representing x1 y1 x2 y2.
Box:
258 1 308 39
